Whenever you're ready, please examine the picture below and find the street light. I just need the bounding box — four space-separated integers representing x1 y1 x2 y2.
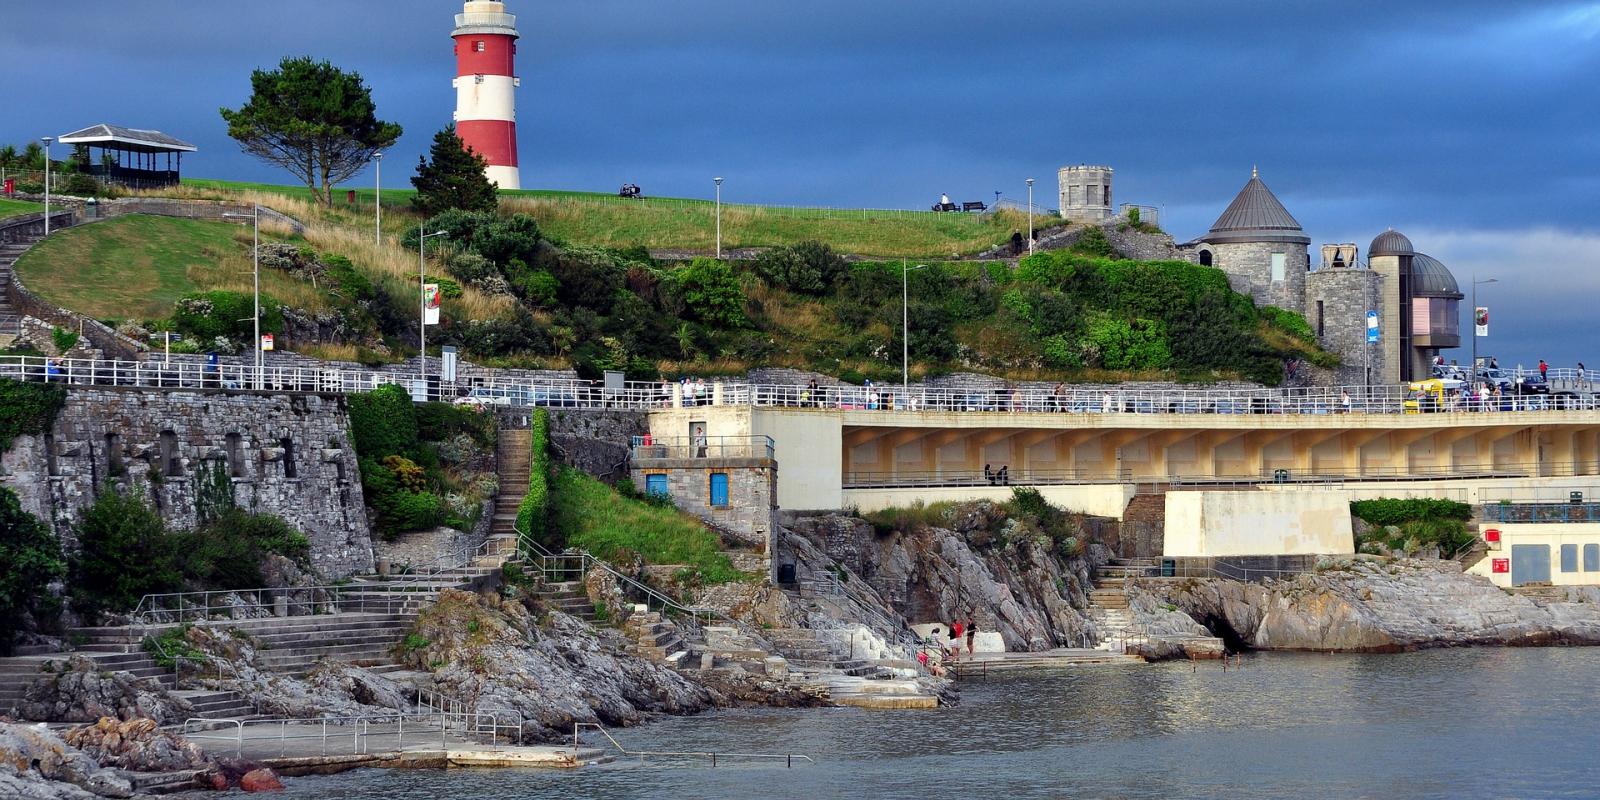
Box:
40 137 53 235
373 152 383 246
903 262 928 396
713 177 724 259
222 207 263 389
1025 178 1035 254
418 227 449 392
1472 275 1498 389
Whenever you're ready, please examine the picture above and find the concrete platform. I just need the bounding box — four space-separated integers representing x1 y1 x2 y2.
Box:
947 647 1146 678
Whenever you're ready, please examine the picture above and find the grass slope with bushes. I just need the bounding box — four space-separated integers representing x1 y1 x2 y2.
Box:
1351 498 1475 557
0 197 42 221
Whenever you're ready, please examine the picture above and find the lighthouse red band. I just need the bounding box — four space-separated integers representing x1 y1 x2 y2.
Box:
452 0 520 189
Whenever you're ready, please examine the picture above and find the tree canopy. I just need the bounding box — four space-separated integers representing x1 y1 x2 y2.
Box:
220 56 402 206
411 125 499 216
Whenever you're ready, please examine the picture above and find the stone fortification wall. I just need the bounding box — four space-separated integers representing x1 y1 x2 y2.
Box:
543 408 648 483
1306 267 1384 387
0 387 373 578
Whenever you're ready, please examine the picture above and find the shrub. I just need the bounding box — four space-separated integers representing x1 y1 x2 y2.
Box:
514 409 550 544
69 491 182 618
0 378 66 450
414 401 496 448
1260 306 1316 343
170 291 284 346
751 240 849 295
381 455 429 492
667 259 746 327
348 384 419 460
51 327 79 352
1070 225 1120 258
1350 498 1472 527
0 488 65 654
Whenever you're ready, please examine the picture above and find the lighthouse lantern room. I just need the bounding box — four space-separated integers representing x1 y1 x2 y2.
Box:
452 0 521 189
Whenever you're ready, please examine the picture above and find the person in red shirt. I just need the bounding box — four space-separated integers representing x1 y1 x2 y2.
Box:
1540 359 1549 380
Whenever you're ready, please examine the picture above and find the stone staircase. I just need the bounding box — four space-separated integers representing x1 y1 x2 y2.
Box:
0 234 39 337
535 580 601 623
762 627 882 678
624 610 692 668
486 428 531 560
1088 566 1137 652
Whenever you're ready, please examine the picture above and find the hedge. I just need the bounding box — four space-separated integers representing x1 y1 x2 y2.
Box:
0 378 67 451
1349 498 1472 527
514 409 550 545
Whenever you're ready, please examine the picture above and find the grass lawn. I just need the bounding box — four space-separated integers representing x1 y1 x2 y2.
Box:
548 467 745 584
178 178 1053 259
0 197 43 221
12 214 325 323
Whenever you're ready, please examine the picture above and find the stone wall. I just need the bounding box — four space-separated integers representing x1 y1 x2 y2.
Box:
0 210 77 245
633 457 777 577
1183 241 1309 315
545 408 649 482
0 387 373 578
1306 267 1385 386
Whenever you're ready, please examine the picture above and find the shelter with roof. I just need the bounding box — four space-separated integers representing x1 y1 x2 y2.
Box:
1174 169 1463 386
57 124 195 189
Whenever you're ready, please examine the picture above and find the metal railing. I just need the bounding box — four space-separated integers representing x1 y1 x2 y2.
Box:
1482 502 1600 523
573 722 813 767
183 707 518 759
631 435 775 461
3 354 1599 418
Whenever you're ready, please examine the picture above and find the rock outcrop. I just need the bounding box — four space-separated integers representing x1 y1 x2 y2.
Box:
786 506 1102 651
180 626 410 719
1136 557 1600 651
0 721 134 799
400 589 718 743
17 657 192 724
59 718 208 774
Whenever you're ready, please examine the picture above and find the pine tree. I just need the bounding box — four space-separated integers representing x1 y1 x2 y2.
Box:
411 125 499 217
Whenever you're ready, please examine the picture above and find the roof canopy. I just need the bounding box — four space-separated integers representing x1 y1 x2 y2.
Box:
57 124 196 154
1411 253 1464 299
1202 170 1310 246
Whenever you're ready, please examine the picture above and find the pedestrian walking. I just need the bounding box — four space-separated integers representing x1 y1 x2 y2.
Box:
1539 359 1549 381
965 620 977 656
1578 362 1587 391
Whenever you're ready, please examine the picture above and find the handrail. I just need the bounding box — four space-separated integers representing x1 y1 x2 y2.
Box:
573 722 813 767
2 353 1597 416
182 707 517 759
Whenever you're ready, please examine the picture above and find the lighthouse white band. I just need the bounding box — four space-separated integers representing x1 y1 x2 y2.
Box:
453 75 517 122
484 164 521 190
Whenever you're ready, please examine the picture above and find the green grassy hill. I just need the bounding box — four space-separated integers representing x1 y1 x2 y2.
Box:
0 197 42 221
176 178 1044 259
13 214 326 322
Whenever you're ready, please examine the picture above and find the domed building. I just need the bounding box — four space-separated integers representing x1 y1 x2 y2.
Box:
1367 231 1463 383
1176 170 1464 386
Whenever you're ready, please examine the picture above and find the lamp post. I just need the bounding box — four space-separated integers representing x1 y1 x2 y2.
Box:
418 228 449 393
1025 177 1035 254
713 177 724 259
40 137 52 235
222 207 263 389
903 262 927 396
373 152 383 245
1472 275 1497 390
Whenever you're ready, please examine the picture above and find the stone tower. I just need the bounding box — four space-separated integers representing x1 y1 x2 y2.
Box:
1187 169 1310 315
1057 165 1114 223
1306 243 1385 386
1367 230 1463 383
452 0 521 189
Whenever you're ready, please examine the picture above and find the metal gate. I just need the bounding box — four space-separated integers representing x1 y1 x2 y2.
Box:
1510 544 1551 586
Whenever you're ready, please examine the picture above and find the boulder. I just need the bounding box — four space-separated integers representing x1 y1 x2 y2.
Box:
16 657 193 724
239 767 284 792
60 717 209 773
0 721 133 799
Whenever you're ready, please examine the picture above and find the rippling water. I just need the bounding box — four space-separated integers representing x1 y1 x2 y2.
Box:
262 648 1599 799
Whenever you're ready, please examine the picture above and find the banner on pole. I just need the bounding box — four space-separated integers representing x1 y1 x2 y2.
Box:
424 284 441 326
1474 306 1489 337
1365 311 1380 344
260 333 274 352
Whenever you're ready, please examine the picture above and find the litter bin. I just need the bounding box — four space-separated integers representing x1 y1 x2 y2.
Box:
1571 491 1584 505
1273 469 1289 484
1161 558 1176 578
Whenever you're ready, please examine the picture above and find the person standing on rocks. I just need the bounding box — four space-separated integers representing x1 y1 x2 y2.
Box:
966 620 977 656
949 619 964 662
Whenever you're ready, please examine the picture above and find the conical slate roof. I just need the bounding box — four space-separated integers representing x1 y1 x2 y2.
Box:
1203 171 1310 245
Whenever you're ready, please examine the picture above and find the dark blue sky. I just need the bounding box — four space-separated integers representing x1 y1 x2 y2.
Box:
3 0 1597 367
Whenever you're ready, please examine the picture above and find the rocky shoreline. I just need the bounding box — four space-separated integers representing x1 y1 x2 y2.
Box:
1131 556 1600 652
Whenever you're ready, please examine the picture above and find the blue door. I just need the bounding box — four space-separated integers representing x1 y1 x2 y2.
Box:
709 473 729 507
1511 544 1551 586
645 474 668 498
1560 544 1579 573
1585 544 1599 572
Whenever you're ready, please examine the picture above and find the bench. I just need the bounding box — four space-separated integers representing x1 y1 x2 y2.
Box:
931 202 959 212
961 201 987 212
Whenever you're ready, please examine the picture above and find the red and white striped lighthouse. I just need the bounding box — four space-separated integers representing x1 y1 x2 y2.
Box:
452 0 520 189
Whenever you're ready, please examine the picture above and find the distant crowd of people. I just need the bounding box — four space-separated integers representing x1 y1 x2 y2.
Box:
916 617 979 677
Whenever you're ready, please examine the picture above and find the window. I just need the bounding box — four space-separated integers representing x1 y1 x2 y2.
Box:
280 437 297 479
1585 544 1599 572
225 433 244 478
1270 253 1287 283
1198 250 1213 267
1316 301 1325 337
1103 185 1112 206
646 474 669 498
1560 543 1578 573
709 473 729 507
160 430 182 477
105 433 123 476
474 40 485 52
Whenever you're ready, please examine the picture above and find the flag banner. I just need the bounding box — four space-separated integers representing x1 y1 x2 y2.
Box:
1366 310 1380 344
1475 306 1489 337
424 284 441 326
